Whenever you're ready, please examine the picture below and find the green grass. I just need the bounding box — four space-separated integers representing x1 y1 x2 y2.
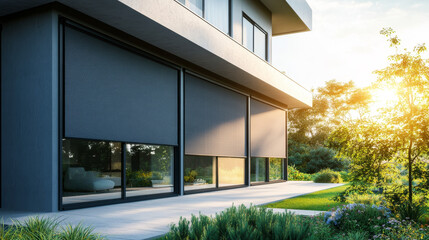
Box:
263 184 349 211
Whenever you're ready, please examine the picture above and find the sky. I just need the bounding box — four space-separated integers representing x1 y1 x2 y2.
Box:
272 0 429 91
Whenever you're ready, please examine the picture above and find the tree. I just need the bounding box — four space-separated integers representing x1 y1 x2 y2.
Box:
374 28 429 204
328 120 398 186
288 80 371 146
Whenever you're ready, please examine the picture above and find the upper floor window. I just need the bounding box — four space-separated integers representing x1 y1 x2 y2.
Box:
178 0 230 35
242 15 267 60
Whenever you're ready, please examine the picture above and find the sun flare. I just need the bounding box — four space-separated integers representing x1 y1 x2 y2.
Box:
370 88 398 111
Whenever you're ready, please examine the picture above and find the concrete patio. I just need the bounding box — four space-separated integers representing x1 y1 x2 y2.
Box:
0 181 343 240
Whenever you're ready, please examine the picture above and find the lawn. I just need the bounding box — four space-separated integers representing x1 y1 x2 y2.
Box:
263 184 349 211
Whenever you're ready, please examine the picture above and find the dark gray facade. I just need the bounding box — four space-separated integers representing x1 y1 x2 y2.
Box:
1 11 59 211
1 1 311 212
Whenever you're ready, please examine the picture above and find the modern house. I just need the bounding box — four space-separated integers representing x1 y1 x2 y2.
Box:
0 0 312 212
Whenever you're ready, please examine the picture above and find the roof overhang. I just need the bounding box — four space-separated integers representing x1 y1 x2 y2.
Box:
0 0 312 109
260 0 312 35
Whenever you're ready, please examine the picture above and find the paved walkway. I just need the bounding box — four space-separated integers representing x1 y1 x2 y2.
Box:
270 208 326 216
0 181 342 240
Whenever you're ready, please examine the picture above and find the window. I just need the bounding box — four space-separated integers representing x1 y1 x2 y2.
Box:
62 138 175 206
251 157 266 182
269 158 284 181
184 155 216 191
218 157 245 187
250 157 285 183
62 139 122 205
184 155 245 192
242 15 267 60
178 0 230 34
125 144 174 197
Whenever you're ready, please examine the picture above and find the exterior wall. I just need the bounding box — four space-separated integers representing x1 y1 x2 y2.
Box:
1 10 58 211
0 3 290 212
231 0 272 62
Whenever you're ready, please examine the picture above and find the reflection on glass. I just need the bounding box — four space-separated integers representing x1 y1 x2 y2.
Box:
62 138 122 205
254 27 266 60
184 155 216 191
125 144 174 197
218 157 245 187
205 0 229 33
243 17 254 51
269 158 283 181
178 0 203 17
251 157 266 182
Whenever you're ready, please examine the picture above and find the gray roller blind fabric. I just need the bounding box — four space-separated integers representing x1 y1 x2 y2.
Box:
185 74 247 157
64 26 178 145
250 99 286 158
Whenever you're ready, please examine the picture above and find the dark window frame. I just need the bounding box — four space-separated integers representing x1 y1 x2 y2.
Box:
250 157 287 186
58 17 181 210
241 13 268 61
183 155 247 194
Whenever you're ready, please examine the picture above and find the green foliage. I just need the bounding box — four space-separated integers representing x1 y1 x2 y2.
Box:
163 205 313 240
324 204 391 236
126 169 152 187
59 223 103 240
382 182 428 221
151 171 163 180
0 217 105 240
288 80 371 147
183 169 198 183
374 27 429 205
289 141 349 174
345 193 385 206
313 169 342 183
339 171 352 182
334 231 368 240
333 181 373 202
371 218 429 239
287 165 313 181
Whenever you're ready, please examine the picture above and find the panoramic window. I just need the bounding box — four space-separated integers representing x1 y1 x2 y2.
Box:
125 144 174 197
218 157 245 187
178 0 230 34
251 157 266 183
62 139 122 205
242 15 267 60
184 155 216 191
62 139 175 205
184 156 245 191
269 158 284 181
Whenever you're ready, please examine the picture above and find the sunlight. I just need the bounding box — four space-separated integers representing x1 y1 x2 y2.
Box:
370 87 398 112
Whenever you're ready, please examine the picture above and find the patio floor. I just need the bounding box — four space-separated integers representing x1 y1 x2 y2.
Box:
0 181 343 240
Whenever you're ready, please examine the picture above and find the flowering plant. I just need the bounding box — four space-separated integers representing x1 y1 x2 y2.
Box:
324 203 391 235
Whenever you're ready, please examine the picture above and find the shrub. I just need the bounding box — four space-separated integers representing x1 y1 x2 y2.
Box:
383 183 428 221
289 143 349 174
163 205 313 240
313 169 342 183
339 171 352 182
345 193 385 206
371 218 429 239
0 216 105 240
288 165 313 181
324 204 391 236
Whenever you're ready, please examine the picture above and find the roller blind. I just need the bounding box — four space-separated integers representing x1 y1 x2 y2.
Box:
185 74 246 157
64 26 178 146
250 99 286 158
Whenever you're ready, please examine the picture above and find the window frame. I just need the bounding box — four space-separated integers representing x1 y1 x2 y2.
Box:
242 13 268 61
59 18 181 210
183 155 247 194
250 157 287 186
176 0 232 36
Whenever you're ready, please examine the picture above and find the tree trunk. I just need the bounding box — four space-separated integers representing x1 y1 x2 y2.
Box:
408 140 413 206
